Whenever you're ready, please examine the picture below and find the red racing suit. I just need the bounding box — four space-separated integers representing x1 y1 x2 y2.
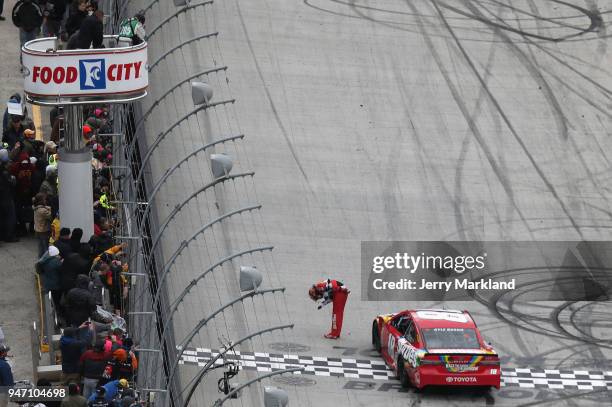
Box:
315 279 350 337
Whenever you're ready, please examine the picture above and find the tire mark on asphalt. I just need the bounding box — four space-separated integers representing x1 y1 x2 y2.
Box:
451 31 510 241
402 0 537 240
440 0 601 42
471 1 612 228
485 0 596 32
392 64 459 237
430 0 587 240
517 387 611 407
305 0 612 44
235 0 315 194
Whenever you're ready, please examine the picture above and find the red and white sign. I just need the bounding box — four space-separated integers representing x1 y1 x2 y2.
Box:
22 37 148 100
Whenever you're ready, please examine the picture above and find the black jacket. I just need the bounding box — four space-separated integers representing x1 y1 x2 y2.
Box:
12 0 44 32
60 252 88 291
64 275 96 326
54 238 73 258
0 163 16 202
65 7 86 36
68 14 103 49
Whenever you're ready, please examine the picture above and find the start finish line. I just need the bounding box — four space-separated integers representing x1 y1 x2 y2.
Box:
22 36 148 103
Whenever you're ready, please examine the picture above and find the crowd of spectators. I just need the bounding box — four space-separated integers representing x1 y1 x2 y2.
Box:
1 98 140 407
0 3 148 406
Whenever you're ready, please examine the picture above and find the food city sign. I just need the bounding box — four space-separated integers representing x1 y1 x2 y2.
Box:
22 37 148 101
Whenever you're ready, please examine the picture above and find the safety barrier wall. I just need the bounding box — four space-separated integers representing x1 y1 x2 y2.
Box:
111 1 297 406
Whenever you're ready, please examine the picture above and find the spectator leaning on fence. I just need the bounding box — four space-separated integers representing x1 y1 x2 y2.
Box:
80 341 111 399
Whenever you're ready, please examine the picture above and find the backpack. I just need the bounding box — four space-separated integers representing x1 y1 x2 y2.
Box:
118 18 142 45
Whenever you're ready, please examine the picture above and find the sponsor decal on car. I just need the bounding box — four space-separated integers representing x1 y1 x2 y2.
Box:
397 338 426 367
445 376 477 383
441 355 483 373
416 311 468 323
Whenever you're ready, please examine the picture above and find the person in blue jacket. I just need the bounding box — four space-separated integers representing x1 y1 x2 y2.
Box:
60 324 92 384
87 379 129 404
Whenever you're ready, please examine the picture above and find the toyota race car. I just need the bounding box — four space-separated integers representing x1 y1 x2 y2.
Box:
372 309 501 389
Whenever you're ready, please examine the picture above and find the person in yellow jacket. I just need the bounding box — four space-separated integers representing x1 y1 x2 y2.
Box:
49 216 60 245
98 192 115 210
93 242 127 265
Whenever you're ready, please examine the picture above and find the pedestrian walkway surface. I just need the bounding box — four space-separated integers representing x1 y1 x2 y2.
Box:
0 238 38 382
0 0 39 383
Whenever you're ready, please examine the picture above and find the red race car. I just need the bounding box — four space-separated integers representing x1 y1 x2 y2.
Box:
372 309 500 389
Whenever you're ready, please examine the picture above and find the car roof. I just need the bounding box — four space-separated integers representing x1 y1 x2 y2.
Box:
406 309 476 329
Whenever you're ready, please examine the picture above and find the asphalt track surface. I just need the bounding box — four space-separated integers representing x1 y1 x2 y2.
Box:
133 0 612 405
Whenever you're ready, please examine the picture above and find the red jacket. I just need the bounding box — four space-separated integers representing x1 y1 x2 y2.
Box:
79 349 111 379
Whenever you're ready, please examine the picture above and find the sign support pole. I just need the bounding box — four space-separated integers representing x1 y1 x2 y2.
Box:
58 105 94 241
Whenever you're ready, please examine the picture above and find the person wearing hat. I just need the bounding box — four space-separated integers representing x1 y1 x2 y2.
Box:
20 127 37 156
108 348 134 382
0 344 14 407
37 244 64 312
45 140 57 155
3 94 27 131
2 113 25 150
82 124 93 142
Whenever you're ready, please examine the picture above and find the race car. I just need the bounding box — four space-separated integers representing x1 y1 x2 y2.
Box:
372 309 500 389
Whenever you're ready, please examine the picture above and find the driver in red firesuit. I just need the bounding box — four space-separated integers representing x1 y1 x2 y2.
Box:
309 279 350 339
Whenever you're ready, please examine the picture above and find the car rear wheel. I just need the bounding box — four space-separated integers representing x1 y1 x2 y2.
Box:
397 357 410 388
371 321 381 352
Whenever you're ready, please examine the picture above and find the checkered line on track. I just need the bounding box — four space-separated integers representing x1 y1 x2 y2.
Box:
179 348 612 390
